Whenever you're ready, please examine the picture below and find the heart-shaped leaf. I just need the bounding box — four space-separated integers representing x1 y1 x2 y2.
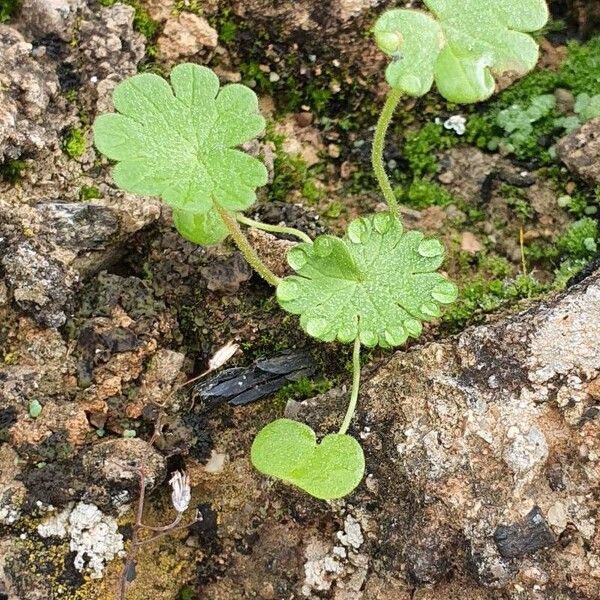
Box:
172 207 229 245
277 213 457 347
251 418 365 500
374 0 549 103
93 63 268 213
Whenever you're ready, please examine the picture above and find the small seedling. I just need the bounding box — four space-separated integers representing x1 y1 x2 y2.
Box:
94 1 548 501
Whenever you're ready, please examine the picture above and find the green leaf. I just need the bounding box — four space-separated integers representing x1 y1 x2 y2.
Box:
172 208 229 245
575 93 600 122
277 214 457 347
251 418 365 500
93 63 268 213
374 0 548 103
372 11 443 97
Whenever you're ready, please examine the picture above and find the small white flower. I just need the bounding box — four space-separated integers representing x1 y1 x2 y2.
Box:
169 471 191 514
208 340 239 371
443 114 467 135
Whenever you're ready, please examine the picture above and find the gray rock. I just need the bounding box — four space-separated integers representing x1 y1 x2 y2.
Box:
556 117 600 185
2 240 77 327
76 4 145 114
0 25 72 161
16 0 83 42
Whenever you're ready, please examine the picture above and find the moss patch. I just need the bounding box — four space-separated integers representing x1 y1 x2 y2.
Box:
63 128 86 159
0 0 20 23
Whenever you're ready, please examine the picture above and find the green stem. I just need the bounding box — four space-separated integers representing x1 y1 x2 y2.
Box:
236 214 312 244
372 87 403 218
338 337 361 435
216 205 282 287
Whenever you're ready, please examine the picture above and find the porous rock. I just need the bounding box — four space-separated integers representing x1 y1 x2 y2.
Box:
16 0 83 41
0 25 71 161
556 117 600 185
157 12 218 64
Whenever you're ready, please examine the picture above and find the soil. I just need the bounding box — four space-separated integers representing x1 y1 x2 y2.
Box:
0 1 599 599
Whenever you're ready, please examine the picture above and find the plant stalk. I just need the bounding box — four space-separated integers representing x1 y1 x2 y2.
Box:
216 205 282 287
372 87 403 218
338 336 361 435
236 214 312 244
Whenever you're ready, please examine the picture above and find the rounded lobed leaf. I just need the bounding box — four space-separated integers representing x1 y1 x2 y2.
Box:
374 0 549 103
251 418 365 500
277 214 457 347
172 208 229 245
373 10 443 97
93 63 268 214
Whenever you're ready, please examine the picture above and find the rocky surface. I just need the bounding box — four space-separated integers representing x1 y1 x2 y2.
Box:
556 117 600 185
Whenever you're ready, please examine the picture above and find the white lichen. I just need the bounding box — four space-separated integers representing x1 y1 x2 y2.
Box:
37 506 71 538
68 502 124 578
443 114 467 135
336 515 364 550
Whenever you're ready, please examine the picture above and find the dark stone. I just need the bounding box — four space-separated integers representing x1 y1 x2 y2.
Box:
0 406 17 430
494 506 557 559
498 169 536 187
404 530 454 584
579 405 600 425
192 349 316 410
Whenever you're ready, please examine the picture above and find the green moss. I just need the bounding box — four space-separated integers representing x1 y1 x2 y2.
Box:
174 0 202 15
275 377 333 403
216 8 238 44
302 179 325 204
239 61 274 93
552 258 589 289
443 272 545 331
496 69 559 108
64 89 78 103
63 128 86 158
0 159 26 183
559 38 600 96
464 38 600 164
501 184 533 221
402 122 459 177
0 0 20 22
398 177 456 209
557 217 598 259
79 185 101 200
266 128 322 204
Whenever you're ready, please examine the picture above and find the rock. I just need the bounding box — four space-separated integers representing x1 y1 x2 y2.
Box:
0 196 160 327
16 0 82 41
338 0 380 22
2 240 77 327
76 4 145 113
404 518 456 584
556 117 600 185
460 231 483 254
0 24 71 161
80 438 167 508
294 111 314 127
200 251 253 293
562 0 600 35
157 12 218 64
246 228 295 278
494 507 557 559
554 88 576 115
